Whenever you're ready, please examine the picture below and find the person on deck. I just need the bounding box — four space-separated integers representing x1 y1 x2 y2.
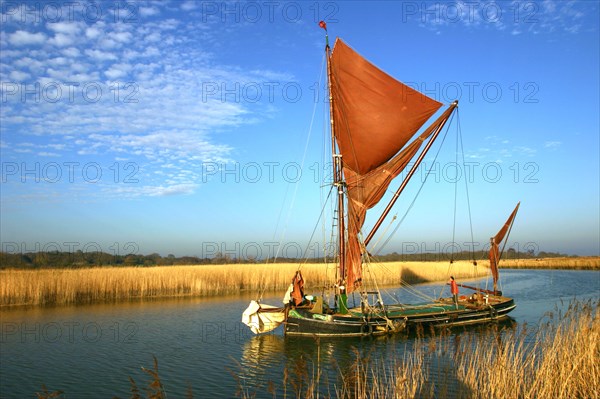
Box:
450 276 459 309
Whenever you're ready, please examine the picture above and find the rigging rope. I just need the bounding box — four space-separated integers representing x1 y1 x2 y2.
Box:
450 107 460 262
257 54 326 301
456 109 476 264
298 186 335 268
270 53 326 263
444 109 479 295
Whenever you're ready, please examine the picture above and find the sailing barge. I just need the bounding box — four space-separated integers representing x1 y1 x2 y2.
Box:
242 23 519 337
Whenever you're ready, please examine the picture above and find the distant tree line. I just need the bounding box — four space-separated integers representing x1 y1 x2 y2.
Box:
0 248 576 269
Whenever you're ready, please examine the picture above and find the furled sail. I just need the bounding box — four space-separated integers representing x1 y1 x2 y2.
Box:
329 38 447 291
489 202 520 292
242 301 285 334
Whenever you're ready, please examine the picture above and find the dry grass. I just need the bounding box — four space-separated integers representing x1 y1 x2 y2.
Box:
250 299 599 399
0 261 486 307
500 256 600 270
3 257 597 307
452 299 599 398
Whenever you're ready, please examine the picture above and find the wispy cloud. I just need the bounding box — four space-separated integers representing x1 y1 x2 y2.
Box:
467 136 540 160
0 1 293 201
408 0 590 35
544 140 562 149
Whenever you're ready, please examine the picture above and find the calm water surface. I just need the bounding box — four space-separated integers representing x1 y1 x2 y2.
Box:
1 269 598 398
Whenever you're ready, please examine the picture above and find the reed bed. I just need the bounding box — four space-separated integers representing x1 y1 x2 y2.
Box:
1 261 487 307
240 299 598 399
5 257 597 307
500 256 600 270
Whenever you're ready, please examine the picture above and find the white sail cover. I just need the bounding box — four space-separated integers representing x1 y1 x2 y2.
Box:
241 300 285 334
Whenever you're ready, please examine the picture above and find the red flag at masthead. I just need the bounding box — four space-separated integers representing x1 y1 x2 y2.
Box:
319 20 327 30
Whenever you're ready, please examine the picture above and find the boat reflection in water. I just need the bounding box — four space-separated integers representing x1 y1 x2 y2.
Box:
238 317 517 397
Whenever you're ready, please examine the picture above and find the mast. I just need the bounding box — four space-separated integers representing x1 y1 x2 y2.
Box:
364 100 459 247
320 21 346 284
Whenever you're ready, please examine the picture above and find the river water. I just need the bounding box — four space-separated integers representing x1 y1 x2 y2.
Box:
1 269 598 398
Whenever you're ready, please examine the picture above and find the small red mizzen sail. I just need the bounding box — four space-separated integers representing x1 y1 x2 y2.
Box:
489 202 520 291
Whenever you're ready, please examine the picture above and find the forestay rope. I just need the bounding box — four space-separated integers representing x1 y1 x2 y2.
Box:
258 53 326 301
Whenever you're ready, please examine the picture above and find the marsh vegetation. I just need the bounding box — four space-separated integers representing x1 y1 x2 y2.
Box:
2 258 598 307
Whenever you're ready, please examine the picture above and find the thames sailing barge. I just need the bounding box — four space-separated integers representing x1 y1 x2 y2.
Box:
242 23 519 337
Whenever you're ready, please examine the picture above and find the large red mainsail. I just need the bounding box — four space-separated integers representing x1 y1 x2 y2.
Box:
328 39 452 291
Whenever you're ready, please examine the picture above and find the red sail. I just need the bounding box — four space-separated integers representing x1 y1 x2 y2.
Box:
489 202 520 291
330 39 442 175
329 38 445 292
344 106 456 290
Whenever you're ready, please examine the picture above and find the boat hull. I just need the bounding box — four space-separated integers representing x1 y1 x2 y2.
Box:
283 296 516 337
387 297 516 329
285 309 405 337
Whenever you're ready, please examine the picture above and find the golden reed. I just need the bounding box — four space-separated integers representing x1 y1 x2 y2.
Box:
1 260 488 307
500 256 600 270
3 257 598 307
316 300 599 399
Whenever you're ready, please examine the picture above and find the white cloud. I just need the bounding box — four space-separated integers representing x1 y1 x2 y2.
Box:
1 49 24 58
61 47 81 58
411 0 589 35
47 22 82 35
544 141 562 149
14 57 45 72
140 6 160 17
0 2 289 199
85 26 103 40
109 31 132 43
145 32 161 43
156 19 180 31
49 33 75 47
111 183 198 197
84 49 118 61
48 57 69 66
105 63 132 79
8 30 46 46
181 1 198 11
9 70 30 81
515 146 537 156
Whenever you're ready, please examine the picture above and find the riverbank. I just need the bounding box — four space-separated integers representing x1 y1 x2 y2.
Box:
500 256 599 269
1 258 598 307
1 260 486 307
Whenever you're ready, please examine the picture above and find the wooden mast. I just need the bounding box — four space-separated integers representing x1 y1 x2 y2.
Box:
320 21 346 287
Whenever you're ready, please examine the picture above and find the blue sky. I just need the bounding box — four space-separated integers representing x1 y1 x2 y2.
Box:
1 0 598 258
